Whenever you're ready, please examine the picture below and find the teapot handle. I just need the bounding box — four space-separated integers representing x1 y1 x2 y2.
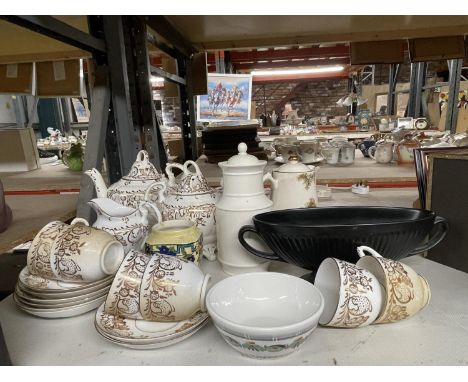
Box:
144 181 166 204
137 150 149 162
165 163 185 185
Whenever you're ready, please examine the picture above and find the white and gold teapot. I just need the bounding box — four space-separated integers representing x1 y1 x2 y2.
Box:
264 155 318 210
85 150 167 209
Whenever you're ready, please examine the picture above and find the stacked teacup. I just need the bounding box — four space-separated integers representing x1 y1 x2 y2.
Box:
95 249 211 349
314 246 431 328
14 219 124 318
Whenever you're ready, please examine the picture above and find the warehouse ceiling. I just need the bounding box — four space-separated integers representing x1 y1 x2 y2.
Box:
165 15 468 50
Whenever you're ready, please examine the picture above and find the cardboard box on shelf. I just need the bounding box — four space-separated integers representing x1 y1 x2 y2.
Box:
36 59 80 97
0 63 33 94
0 128 40 172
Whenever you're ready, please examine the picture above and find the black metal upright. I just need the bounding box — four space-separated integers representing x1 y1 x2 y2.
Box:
126 16 167 170
177 57 194 161
407 62 426 118
387 64 401 116
446 58 463 133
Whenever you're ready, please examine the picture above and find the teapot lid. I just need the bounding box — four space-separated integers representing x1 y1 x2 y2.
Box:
123 150 164 181
172 160 213 195
276 155 312 173
223 142 265 166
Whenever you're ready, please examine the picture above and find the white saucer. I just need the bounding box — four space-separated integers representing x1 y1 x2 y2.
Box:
274 156 324 165
13 293 106 318
95 321 208 349
95 303 208 344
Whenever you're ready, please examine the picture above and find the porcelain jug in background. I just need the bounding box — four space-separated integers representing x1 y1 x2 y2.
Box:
85 150 167 210
264 155 318 210
369 140 395 164
88 184 164 254
162 160 218 261
216 143 273 275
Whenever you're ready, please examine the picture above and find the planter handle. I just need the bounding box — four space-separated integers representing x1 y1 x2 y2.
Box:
409 216 449 255
238 225 281 261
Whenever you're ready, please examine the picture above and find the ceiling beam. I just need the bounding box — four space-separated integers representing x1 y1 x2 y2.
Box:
144 16 196 58
1 15 106 54
207 46 349 63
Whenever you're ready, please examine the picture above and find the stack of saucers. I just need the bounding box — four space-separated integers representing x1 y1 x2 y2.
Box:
94 249 211 349
94 304 209 349
14 267 112 318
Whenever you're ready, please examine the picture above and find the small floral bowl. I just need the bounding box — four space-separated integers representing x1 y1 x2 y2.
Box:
206 272 324 359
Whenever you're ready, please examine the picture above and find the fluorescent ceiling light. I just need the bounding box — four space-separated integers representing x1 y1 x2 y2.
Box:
251 66 344 76
150 76 164 83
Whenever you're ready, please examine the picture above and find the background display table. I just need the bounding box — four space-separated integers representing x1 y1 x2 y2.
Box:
0 255 467 365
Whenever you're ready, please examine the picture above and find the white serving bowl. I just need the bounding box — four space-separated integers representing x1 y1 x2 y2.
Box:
206 272 324 359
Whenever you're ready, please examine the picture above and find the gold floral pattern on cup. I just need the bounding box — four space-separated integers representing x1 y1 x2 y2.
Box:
50 224 90 282
104 250 150 319
140 255 185 322
357 246 431 324
27 221 67 279
316 258 382 328
333 261 376 327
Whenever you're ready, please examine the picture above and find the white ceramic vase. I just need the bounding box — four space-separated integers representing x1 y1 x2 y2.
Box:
215 143 273 275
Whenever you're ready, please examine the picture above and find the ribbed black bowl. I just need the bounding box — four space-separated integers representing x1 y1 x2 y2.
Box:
239 207 448 273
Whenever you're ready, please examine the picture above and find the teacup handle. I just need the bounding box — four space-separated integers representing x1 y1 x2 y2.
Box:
238 225 281 261
144 181 166 203
357 245 382 258
409 216 448 255
70 217 89 226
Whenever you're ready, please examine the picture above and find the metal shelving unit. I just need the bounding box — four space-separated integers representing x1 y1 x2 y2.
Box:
1 15 199 221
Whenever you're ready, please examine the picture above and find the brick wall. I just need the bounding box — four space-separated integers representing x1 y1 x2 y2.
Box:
288 79 349 117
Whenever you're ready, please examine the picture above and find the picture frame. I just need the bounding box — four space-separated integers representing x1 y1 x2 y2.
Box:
414 147 468 209
426 153 468 272
197 73 252 122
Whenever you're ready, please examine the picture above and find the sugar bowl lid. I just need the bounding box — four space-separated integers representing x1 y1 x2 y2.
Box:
172 160 213 195
276 155 313 173
223 142 266 166
123 150 163 181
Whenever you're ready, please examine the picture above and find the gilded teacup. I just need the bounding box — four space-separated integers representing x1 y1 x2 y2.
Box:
315 257 383 328
48 218 125 283
356 246 431 324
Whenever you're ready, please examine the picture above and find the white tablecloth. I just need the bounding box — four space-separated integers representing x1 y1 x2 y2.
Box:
0 255 468 365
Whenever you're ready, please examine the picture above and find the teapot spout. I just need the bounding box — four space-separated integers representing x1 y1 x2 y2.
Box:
84 168 108 198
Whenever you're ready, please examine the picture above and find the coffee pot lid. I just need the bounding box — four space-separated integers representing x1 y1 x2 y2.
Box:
224 142 265 166
123 150 163 181
276 155 312 173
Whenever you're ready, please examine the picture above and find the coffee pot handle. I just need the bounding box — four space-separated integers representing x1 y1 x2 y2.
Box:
238 225 282 261
409 216 449 255
263 173 278 190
